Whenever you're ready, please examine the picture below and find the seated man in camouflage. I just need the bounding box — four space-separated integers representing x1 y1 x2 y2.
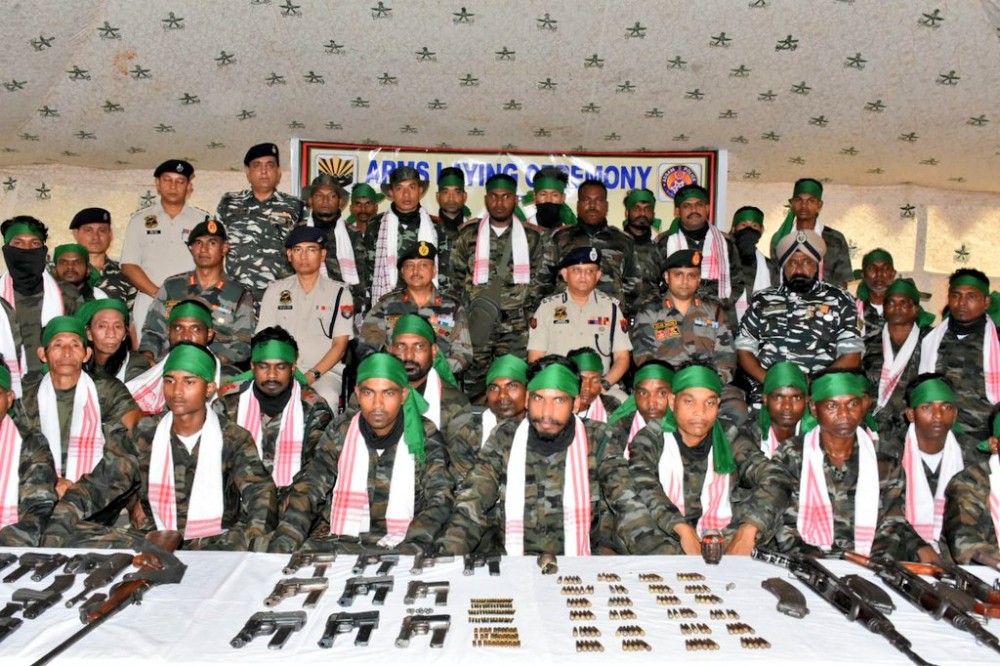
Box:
607 360 674 453
43 343 277 550
732 361 809 460
0 359 57 546
628 364 791 556
942 407 1000 564
78 298 149 383
268 353 453 554
769 369 931 561
15 316 142 498
359 240 472 377
51 243 107 312
389 313 478 480
480 354 529 448
219 327 334 501
437 354 673 556
568 347 620 423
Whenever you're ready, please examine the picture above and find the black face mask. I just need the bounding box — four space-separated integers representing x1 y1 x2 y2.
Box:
535 203 563 229
2 245 48 295
734 228 763 263
252 381 293 418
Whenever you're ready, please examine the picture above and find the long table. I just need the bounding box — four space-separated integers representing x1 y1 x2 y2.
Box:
1 548 998 665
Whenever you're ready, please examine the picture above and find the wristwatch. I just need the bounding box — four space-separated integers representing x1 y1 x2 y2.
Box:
309 369 321 382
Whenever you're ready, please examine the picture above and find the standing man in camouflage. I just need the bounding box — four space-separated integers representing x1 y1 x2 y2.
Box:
451 173 554 401
302 174 367 310
918 268 1000 440
622 188 663 299
69 207 136 311
121 159 202 334
524 165 576 230
216 143 306 306
366 166 438 307
941 409 1000 564
769 178 853 287
346 183 382 236
51 243 105 312
736 230 864 404
730 206 773 322
219 327 333 502
855 249 897 340
432 166 471 293
437 354 673 556
140 219 256 367
553 179 643 317
360 241 472 377
267 352 453 554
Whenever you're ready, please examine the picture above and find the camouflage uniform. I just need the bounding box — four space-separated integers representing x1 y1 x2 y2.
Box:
628 420 792 549
219 380 334 498
631 296 735 380
43 413 276 550
735 281 865 402
94 259 138 312
267 412 454 554
419 379 480 482
629 231 663 299
359 287 473 375
769 434 927 559
7 284 75 373
859 299 884 342
552 223 643 317
941 459 1000 564
451 219 556 399
57 280 103 314
431 212 468 294
861 324 930 445
0 423 57 547
215 189 306 303
436 418 673 556
308 214 369 312
818 226 854 287
139 272 256 366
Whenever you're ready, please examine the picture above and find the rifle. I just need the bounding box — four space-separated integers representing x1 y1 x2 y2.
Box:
752 547 932 666
892 559 1000 609
844 551 1000 655
29 531 188 666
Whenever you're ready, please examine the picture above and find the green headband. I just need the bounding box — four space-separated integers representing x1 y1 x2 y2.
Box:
671 365 723 396
169 301 213 327
793 179 823 199
486 354 528 386
609 364 674 424
251 339 297 364
533 176 566 193
810 373 867 402
351 183 379 201
624 190 656 209
771 181 824 252
76 298 129 326
356 353 429 464
392 314 435 344
527 363 580 397
486 178 517 193
3 222 43 245
885 278 921 303
163 345 216 383
438 174 465 190
53 243 89 262
763 361 808 394
674 188 708 206
907 379 955 408
862 249 894 270
950 274 989 295
732 208 764 226
42 315 88 347
0 364 10 391
569 351 604 374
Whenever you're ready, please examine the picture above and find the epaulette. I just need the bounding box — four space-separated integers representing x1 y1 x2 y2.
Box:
539 291 568 304
457 217 483 231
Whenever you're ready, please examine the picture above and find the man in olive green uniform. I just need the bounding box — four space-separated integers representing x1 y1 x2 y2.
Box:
622 188 664 299
941 411 1000 564
855 249 897 341
432 166 472 293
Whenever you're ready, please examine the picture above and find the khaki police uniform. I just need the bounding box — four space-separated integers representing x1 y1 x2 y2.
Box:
528 289 631 374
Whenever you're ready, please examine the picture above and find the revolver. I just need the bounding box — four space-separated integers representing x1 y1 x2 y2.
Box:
337 576 394 607
263 577 329 609
410 553 454 575
463 554 501 576
404 581 450 606
282 551 337 576
3 552 70 583
395 613 451 648
319 610 380 648
352 551 400 576
230 611 307 649
12 574 76 619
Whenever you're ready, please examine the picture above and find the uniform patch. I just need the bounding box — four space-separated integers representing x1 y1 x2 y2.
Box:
655 329 667 340
279 290 292 305
340 304 354 319
144 215 158 229
386 315 400 327
553 305 569 324
588 316 610 326
436 314 454 329
652 320 669 330
667 325 681 337
620 318 629 333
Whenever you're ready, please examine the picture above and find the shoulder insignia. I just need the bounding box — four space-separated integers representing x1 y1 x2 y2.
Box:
620 318 629 333
340 304 354 319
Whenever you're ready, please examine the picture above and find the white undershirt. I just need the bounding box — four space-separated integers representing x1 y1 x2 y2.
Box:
176 430 203 454
873 303 884 315
491 224 509 237
919 448 943 473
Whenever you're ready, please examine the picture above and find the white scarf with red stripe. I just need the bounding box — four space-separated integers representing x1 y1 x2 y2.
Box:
236 381 304 487
505 417 592 556
664 225 732 299
989 455 1000 548
902 424 964 546
582 396 608 423
0 305 22 398
328 412 415 547
127 356 221 415
422 369 442 431
0 415 23 530
657 433 732 536
0 271 64 326
623 413 646 459
472 218 530 285
147 410 225 540
760 422 801 459
876 323 920 410
38 372 105 482
797 427 879 555
371 207 437 304
919 317 1000 404
306 216 359 285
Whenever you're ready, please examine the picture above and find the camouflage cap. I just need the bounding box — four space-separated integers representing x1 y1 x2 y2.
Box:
381 165 429 195
186 217 228 244
302 173 348 205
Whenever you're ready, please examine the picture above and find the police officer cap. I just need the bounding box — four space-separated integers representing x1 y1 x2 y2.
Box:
243 142 280 166
397 240 437 268
186 217 228 245
69 207 111 229
559 246 602 270
301 173 348 204
776 229 827 266
661 249 702 272
284 225 326 248
154 159 194 178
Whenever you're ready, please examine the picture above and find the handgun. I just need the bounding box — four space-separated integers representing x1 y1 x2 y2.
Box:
319 610 380 648
282 551 338 576
410 553 454 575
404 580 450 606
3 553 69 583
13 574 76 619
230 611 307 650
337 575 394 607
352 551 400 576
263 577 329 609
395 613 451 648
463 554 501 576
0 603 22 645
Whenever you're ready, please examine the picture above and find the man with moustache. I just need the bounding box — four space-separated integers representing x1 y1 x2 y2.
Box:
51 243 106 311
301 174 367 309
69 207 136 310
607 360 674 453
622 188 664 298
346 183 382 236
432 167 472 293
480 355 530 449
855 249 897 340
736 230 864 404
730 206 773 322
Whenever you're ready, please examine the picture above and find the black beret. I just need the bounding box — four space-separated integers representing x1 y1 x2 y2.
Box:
397 240 438 268
186 218 228 244
661 249 702 272
154 159 194 178
559 246 602 270
284 225 326 248
244 143 280 166
69 207 110 229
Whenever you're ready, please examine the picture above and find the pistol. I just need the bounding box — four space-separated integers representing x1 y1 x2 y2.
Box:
463 554 501 576
410 553 454 576
230 611 307 650
63 552 117 575
263 577 329 609
395 613 451 648
282 551 338 576
0 553 18 574
0 603 22 645
13 574 76 619
3 552 69 583
65 552 135 608
319 610 380 648
404 581 450 606
352 551 400 576
338 575 394 607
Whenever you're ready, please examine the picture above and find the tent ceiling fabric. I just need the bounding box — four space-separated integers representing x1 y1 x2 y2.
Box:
2 0 999 192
